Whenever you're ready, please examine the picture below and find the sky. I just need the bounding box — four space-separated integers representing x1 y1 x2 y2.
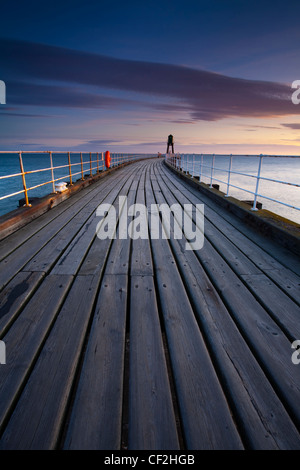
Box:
1 0 300 154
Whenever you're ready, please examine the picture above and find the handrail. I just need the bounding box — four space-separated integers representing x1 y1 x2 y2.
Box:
165 153 300 217
0 151 156 208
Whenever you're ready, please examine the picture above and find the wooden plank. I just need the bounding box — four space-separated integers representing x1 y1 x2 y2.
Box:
63 274 128 450
145 175 244 450
0 274 73 435
0 271 44 337
77 236 112 277
155 164 300 429
173 250 300 449
0 180 109 289
240 273 300 341
128 275 179 450
0 274 100 450
163 162 300 276
24 165 139 275
153 182 300 448
51 164 143 276
157 163 300 311
160 163 300 296
262 268 300 305
50 212 99 276
0 163 138 289
130 187 153 276
104 188 137 276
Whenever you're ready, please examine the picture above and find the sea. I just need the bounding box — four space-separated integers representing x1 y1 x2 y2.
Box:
0 152 106 217
0 153 299 225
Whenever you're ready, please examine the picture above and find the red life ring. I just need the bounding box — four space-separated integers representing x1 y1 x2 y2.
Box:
105 150 111 168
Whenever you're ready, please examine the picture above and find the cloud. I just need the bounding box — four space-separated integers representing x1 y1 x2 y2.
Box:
0 37 298 121
6 81 135 109
281 123 300 130
0 110 50 118
86 139 124 145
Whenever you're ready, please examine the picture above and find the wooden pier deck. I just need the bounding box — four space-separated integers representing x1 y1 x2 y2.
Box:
0 157 299 450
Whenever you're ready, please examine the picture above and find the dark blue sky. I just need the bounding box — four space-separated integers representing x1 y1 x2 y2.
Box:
1 0 300 153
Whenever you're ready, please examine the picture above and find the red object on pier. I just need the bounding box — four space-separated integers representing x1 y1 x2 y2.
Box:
105 150 111 168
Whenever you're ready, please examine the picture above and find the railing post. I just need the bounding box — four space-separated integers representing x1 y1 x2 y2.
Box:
192 154 195 177
80 152 84 180
90 152 92 176
19 151 31 206
210 154 215 187
199 154 203 182
68 152 73 185
252 154 263 210
96 152 99 173
49 151 55 193
225 154 233 197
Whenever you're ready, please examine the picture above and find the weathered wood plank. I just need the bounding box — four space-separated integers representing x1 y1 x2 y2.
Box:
51 165 143 276
163 162 300 276
153 181 300 449
63 274 128 450
156 163 300 429
77 168 144 277
0 274 100 450
160 163 300 300
0 163 137 288
0 179 111 289
0 271 44 336
128 275 179 450
156 164 300 338
145 175 244 450
240 272 300 340
104 188 136 276
24 166 139 274
0 274 73 435
130 187 153 276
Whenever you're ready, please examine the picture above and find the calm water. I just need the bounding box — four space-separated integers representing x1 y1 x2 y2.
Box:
0 153 299 224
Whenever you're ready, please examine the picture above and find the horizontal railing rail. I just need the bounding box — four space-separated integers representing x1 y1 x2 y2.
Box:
165 153 300 218
0 151 156 208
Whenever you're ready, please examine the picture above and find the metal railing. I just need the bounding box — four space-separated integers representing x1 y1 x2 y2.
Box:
165 153 300 216
0 151 156 208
